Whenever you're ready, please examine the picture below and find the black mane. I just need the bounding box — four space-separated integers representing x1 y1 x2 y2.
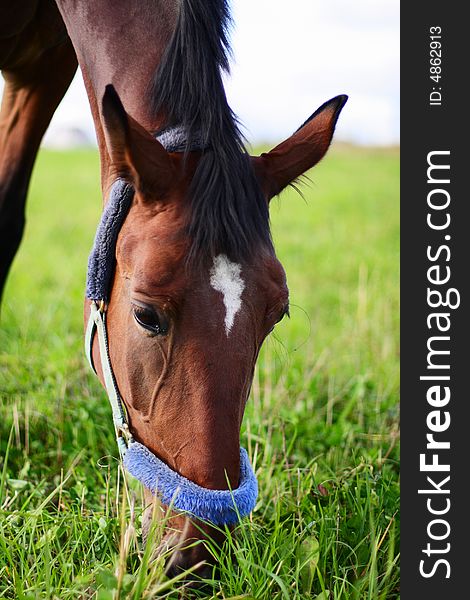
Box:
149 0 272 263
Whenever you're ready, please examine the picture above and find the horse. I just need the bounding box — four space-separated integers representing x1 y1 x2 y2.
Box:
0 0 347 578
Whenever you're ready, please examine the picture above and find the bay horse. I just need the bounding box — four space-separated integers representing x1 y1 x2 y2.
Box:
0 0 347 578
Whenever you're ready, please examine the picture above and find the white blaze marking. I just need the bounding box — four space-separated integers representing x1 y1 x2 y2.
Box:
210 254 245 335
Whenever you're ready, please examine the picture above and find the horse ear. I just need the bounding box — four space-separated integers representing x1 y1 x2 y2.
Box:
254 95 348 200
101 84 175 199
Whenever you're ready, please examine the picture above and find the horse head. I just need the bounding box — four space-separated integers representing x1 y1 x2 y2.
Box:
85 85 346 575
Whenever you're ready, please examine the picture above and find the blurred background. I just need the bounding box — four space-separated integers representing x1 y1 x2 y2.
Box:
1 0 399 148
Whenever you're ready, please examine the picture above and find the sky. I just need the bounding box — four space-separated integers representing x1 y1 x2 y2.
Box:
1 0 399 147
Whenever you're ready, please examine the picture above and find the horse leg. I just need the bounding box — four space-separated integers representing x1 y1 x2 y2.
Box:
0 40 77 305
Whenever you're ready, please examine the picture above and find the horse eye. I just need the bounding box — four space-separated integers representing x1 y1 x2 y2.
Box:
277 303 290 323
267 303 290 334
132 304 168 335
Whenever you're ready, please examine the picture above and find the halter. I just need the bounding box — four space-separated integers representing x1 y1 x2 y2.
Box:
84 131 258 525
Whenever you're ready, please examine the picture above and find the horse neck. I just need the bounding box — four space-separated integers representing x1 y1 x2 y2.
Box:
54 0 179 189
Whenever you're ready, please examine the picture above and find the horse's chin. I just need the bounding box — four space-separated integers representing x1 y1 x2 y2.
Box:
140 496 224 585
141 501 205 556
143 527 216 588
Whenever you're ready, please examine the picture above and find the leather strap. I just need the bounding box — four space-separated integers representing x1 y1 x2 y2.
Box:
85 301 133 457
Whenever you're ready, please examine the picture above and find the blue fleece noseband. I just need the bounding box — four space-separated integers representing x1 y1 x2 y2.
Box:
124 444 257 525
85 143 258 525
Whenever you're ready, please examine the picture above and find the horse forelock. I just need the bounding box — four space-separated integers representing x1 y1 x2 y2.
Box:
148 0 273 265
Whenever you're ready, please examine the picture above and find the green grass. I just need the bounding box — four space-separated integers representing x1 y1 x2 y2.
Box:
0 145 399 599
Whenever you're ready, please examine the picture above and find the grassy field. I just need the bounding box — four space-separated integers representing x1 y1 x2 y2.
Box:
0 145 399 599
